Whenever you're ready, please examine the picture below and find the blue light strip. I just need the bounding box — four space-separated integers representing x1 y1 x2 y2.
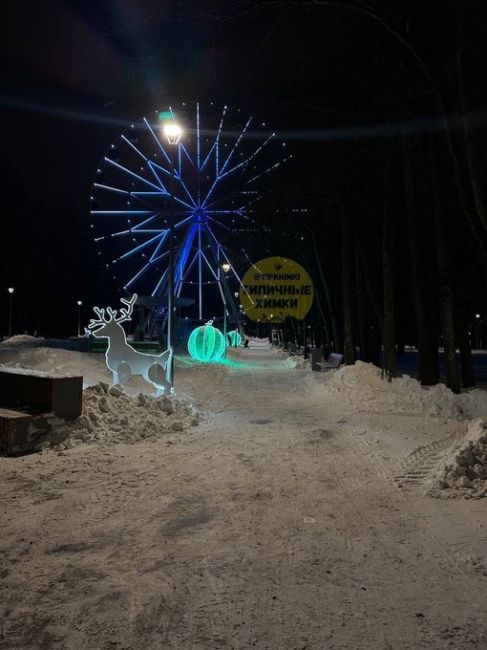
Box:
91 210 154 215
143 117 171 165
198 226 203 319
104 157 162 192
196 102 201 171
219 133 274 180
146 160 196 210
151 267 169 297
124 260 154 290
200 249 219 281
175 223 197 286
218 116 252 176
117 233 163 261
94 183 129 195
179 144 197 172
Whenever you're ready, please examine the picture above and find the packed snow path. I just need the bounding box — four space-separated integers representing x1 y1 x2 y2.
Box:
1 348 487 649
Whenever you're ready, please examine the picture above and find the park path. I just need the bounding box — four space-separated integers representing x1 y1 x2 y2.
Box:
1 351 486 649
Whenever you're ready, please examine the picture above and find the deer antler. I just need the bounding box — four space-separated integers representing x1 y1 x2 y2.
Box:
87 295 137 329
114 294 137 324
88 306 110 330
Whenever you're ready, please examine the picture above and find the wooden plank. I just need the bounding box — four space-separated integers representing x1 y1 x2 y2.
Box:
0 371 82 420
0 411 50 455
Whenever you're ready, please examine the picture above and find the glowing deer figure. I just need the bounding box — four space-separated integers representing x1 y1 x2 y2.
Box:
88 294 173 395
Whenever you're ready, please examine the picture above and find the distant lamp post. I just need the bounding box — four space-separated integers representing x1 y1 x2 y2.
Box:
221 262 231 341
7 287 15 337
77 300 83 337
475 313 481 350
162 119 183 387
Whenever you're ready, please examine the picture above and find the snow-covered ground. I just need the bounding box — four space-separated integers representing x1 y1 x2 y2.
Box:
1 340 487 649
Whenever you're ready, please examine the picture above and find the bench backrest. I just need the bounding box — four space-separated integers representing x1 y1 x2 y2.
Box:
327 353 344 368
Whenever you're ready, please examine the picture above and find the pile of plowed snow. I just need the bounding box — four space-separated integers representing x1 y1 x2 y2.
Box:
426 419 487 498
40 382 200 450
320 361 487 420
0 334 44 347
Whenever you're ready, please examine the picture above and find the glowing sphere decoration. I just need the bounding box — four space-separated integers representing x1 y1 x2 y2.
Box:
227 330 242 347
188 321 226 363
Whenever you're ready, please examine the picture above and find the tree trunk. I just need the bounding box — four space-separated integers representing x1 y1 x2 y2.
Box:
355 255 369 361
457 16 487 236
403 135 439 385
341 207 355 364
455 307 476 387
382 154 396 379
311 225 341 351
429 138 460 393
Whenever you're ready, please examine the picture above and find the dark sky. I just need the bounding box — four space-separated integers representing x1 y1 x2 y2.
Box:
0 0 484 336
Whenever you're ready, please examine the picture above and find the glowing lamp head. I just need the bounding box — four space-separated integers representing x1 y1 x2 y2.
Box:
77 300 82 306
476 314 480 319
163 122 182 145
7 287 14 294
221 262 231 274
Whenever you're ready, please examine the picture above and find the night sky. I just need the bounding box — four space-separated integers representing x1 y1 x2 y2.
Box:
1 1 485 345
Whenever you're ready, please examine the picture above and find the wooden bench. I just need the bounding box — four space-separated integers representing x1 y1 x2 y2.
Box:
0 369 82 455
315 352 344 371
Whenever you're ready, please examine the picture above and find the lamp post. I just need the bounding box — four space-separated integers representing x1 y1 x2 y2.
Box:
162 120 183 387
77 300 83 337
475 313 481 350
7 287 14 337
221 262 231 342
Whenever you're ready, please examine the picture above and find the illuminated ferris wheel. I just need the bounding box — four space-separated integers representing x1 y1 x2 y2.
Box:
90 102 290 324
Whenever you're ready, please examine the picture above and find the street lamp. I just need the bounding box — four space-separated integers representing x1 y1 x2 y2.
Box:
162 120 183 387
475 313 481 350
7 287 14 337
221 262 231 341
77 300 83 337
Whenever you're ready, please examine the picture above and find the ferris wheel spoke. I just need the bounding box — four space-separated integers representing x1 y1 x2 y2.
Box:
149 160 197 209
117 232 165 262
201 105 227 173
94 182 130 195
246 154 292 184
91 210 154 215
219 133 275 180
149 231 169 262
143 117 172 165
104 157 162 192
218 116 252 177
200 250 219 281
124 260 155 291
151 267 169 297
175 214 195 229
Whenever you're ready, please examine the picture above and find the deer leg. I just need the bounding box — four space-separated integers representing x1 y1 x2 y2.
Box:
116 362 131 385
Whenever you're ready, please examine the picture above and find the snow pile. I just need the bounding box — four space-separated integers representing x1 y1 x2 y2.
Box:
40 382 200 450
0 364 75 378
0 334 44 347
426 419 487 499
321 361 487 419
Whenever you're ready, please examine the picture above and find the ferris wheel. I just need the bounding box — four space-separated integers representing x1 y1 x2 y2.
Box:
90 102 290 325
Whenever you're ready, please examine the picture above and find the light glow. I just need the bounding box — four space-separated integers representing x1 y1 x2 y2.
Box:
188 321 225 363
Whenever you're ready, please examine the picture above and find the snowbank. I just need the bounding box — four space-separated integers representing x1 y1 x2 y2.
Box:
320 361 487 420
38 382 200 451
426 419 487 499
0 334 44 347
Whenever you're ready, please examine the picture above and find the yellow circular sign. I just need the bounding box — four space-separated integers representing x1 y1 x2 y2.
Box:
240 257 314 322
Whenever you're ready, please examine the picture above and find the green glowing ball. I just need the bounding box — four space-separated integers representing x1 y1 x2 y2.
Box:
188 322 226 362
227 330 242 347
